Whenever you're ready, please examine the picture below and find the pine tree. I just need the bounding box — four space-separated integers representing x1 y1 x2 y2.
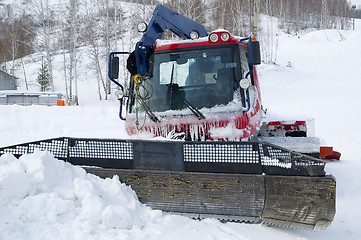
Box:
37 60 51 91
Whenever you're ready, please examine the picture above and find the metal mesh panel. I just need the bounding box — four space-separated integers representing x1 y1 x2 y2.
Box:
259 142 325 175
0 138 68 159
29 139 68 159
261 145 292 168
184 142 259 164
68 139 133 160
1 145 29 156
293 154 324 167
266 146 292 162
0 137 326 176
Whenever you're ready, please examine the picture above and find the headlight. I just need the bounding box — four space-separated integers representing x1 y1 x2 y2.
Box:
221 32 230 41
239 78 251 89
137 22 148 32
115 89 124 100
190 30 199 39
209 33 218 42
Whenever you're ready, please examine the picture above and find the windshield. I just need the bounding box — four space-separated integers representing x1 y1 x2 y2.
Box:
131 45 240 113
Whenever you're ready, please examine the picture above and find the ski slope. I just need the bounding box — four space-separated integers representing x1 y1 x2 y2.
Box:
1 24 361 239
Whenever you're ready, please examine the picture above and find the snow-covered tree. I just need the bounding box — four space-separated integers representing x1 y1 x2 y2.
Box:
31 0 55 91
37 59 51 91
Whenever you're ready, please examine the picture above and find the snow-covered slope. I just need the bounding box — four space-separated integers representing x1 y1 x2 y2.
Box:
1 22 361 240
259 28 361 160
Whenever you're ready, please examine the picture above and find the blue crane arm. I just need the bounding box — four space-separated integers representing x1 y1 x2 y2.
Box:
135 5 208 76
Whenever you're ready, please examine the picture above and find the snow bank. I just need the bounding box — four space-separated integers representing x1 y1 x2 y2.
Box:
0 150 161 239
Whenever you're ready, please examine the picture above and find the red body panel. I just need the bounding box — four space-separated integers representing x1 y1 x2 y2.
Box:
125 98 262 140
155 37 240 51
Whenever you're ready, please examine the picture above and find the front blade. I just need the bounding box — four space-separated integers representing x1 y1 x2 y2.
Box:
86 168 336 230
262 175 336 231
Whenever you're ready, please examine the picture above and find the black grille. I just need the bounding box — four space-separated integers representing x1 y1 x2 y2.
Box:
68 139 133 160
0 137 326 176
184 142 259 164
0 138 68 159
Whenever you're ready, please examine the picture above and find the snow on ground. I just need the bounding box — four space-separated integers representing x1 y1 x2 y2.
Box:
257 24 361 240
1 22 361 239
0 101 126 147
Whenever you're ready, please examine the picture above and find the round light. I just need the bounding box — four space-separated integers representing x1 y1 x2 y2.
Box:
115 89 124 100
209 33 218 42
190 30 199 39
137 22 148 32
239 78 251 89
220 32 230 41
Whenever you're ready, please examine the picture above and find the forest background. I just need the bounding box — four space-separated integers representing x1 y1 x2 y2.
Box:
0 0 359 102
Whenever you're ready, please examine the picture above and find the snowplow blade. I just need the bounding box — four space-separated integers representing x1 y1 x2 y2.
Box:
85 168 335 231
0 137 335 230
262 175 335 231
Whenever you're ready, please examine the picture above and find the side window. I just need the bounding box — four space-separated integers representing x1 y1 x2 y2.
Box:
240 50 250 79
240 48 256 107
159 61 174 85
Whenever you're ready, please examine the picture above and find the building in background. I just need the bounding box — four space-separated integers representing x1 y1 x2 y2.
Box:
0 70 17 90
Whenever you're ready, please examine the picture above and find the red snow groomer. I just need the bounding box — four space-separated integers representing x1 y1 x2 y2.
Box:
0 4 337 232
105 5 337 230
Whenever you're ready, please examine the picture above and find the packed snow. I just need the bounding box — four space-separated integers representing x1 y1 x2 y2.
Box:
1 20 361 240
0 150 162 239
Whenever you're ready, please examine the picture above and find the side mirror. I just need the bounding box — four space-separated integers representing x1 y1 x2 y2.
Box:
110 56 119 79
247 41 261 65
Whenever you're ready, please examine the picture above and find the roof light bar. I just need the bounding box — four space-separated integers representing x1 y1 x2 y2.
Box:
208 31 231 43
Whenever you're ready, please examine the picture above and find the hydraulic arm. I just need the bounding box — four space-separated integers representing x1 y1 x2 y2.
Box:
134 5 208 76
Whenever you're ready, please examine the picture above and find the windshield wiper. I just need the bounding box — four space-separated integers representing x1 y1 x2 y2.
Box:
167 63 175 107
169 85 205 120
183 98 205 120
138 97 161 123
130 84 160 124
167 63 205 120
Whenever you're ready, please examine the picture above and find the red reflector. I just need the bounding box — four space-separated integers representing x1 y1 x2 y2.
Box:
267 121 306 126
267 121 281 126
320 146 341 160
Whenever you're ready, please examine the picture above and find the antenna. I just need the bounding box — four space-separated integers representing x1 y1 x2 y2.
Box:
252 0 260 38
